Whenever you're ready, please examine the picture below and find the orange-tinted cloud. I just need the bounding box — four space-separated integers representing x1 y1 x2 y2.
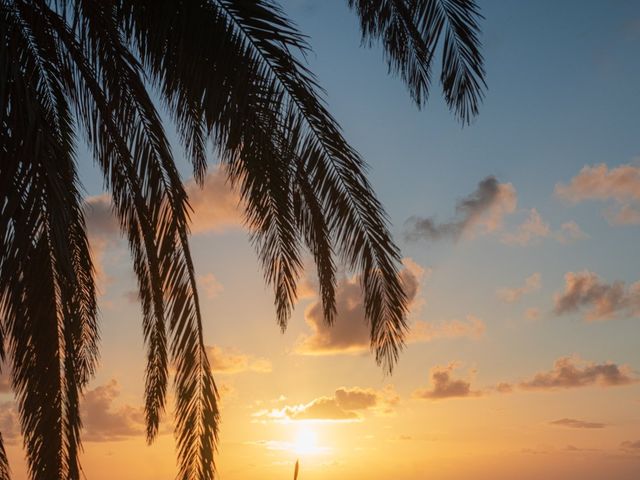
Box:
555 163 640 225
82 379 145 442
405 176 517 242
0 370 10 393
295 259 425 356
82 168 242 298
620 440 640 451
501 210 587 246
0 380 143 444
525 307 541 320
0 401 20 443
554 271 640 321
550 418 605 429
255 386 398 421
206 345 272 374
184 167 243 234
497 273 541 303
413 363 480 400
407 315 486 342
198 273 224 299
554 221 589 244
501 209 549 246
519 356 635 390
495 382 513 394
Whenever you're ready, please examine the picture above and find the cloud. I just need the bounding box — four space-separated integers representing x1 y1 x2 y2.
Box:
0 380 147 444
295 258 425 356
519 356 635 390
84 195 121 293
82 168 242 297
198 273 224 299
553 271 640 321
413 363 480 400
405 176 517 242
495 382 514 394
255 386 398 422
84 169 242 241
82 379 145 442
184 167 243 234
206 345 272 374
525 308 540 320
497 273 541 303
407 315 486 342
0 402 20 443
501 210 587 246
555 163 640 225
621 440 640 451
501 209 550 246
84 194 120 239
555 221 589 244
0 371 10 394
550 418 605 429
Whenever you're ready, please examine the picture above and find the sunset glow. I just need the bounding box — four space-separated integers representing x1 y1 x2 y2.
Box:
293 426 319 456
2 1 640 480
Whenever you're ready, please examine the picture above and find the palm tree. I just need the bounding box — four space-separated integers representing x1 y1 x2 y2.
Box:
0 0 485 479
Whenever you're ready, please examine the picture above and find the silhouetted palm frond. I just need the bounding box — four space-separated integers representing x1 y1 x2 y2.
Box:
0 434 9 480
349 0 486 123
1 0 485 478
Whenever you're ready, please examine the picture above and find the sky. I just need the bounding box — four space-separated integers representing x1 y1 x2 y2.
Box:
4 1 640 479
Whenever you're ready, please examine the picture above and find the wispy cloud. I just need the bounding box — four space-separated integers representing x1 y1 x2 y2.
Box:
549 418 605 429
497 273 541 303
198 273 224 299
501 209 549 246
407 316 486 342
501 210 587 246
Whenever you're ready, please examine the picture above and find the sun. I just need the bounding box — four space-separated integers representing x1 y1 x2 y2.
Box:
293 426 318 455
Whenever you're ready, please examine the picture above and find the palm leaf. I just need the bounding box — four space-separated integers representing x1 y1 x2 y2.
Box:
41 4 220 478
348 0 486 123
0 433 10 480
121 0 408 372
1 4 98 478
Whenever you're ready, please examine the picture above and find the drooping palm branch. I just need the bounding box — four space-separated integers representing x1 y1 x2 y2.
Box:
0 1 485 479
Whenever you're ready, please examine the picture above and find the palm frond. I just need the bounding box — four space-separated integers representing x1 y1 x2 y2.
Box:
41 3 220 477
348 0 486 123
1 2 488 479
0 433 10 480
121 0 408 372
1 5 98 479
